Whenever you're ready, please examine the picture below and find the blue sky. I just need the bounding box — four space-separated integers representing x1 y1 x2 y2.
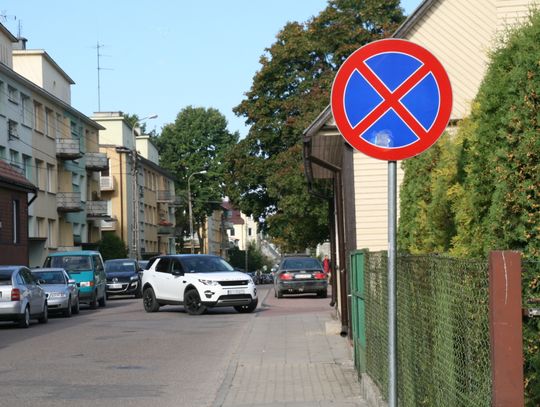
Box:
2 1 421 137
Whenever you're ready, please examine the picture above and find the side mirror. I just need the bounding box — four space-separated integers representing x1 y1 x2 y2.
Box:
172 270 183 276
37 279 46 285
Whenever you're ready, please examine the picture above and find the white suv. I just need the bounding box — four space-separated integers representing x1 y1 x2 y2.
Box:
141 254 258 315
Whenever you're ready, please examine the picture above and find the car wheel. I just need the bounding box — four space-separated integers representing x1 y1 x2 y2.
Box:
63 299 73 317
18 306 30 328
98 291 107 307
184 289 206 315
135 287 143 299
72 299 80 315
143 287 160 312
38 303 48 324
234 298 258 313
89 292 98 309
276 289 283 298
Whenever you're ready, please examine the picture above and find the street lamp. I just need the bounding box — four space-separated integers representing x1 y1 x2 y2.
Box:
131 114 158 260
188 170 207 254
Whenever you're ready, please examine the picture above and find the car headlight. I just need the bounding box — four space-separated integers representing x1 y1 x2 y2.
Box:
198 279 220 286
49 292 67 298
130 275 139 281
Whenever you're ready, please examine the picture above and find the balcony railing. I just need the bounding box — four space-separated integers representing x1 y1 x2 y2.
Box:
157 226 174 235
56 138 82 160
101 216 117 231
86 200 108 217
157 190 175 202
100 176 115 191
86 152 109 171
57 192 82 212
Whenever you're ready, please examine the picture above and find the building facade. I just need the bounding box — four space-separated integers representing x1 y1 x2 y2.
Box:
94 112 176 259
0 24 107 267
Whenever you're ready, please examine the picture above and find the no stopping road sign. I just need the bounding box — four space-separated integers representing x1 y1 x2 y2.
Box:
331 39 452 161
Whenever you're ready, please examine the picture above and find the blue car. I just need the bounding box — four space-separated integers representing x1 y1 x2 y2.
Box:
43 251 107 309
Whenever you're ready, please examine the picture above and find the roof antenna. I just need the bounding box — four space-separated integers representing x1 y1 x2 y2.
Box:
95 41 113 112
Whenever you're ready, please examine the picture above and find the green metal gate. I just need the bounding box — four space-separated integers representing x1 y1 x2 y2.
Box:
350 250 366 374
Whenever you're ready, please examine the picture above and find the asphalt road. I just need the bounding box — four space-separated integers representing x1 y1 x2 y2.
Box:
0 287 275 407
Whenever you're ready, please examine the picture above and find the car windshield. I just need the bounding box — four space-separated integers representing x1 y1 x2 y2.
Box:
180 256 234 273
282 258 321 270
0 270 13 285
48 256 92 272
105 260 136 272
33 271 65 284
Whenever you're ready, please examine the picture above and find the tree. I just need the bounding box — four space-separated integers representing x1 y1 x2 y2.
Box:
227 243 273 273
156 106 239 250
452 12 540 258
97 233 128 261
225 0 404 249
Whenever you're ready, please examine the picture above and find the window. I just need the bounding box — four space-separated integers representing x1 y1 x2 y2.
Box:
47 219 55 248
9 149 20 169
0 80 4 114
230 228 235 237
56 113 63 138
155 258 171 273
34 101 44 132
23 155 32 181
46 164 54 192
37 217 45 238
8 119 18 139
21 94 32 127
0 146 5 159
35 159 43 190
248 227 252 237
12 199 20 244
8 85 18 104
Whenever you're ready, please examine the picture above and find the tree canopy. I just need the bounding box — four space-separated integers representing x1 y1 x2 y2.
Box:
156 106 238 248
225 0 405 250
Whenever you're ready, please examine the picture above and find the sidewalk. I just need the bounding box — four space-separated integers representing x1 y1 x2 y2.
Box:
212 287 368 407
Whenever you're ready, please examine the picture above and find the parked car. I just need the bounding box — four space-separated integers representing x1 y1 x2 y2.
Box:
43 251 107 309
142 254 258 315
105 259 142 298
274 256 328 298
0 266 48 328
32 268 80 317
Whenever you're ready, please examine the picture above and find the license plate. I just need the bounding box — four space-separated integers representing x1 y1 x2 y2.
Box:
109 283 122 289
295 274 311 279
228 289 246 295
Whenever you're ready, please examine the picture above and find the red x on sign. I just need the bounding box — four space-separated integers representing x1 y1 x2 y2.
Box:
331 39 452 161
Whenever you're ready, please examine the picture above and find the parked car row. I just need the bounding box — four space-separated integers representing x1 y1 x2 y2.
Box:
1 251 267 327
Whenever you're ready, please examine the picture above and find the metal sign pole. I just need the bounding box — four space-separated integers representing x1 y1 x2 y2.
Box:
388 160 397 407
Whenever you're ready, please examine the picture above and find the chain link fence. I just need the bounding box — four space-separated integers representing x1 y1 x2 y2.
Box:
522 260 540 406
364 252 491 406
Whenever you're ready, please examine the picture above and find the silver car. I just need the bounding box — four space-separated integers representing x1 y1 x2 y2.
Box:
32 268 80 317
0 266 48 328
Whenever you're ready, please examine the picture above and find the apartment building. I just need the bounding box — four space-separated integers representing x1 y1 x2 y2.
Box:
0 24 107 267
94 112 176 259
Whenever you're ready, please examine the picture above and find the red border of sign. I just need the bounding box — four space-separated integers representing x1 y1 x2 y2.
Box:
331 39 452 161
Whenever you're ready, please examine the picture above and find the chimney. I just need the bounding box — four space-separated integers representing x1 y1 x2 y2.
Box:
13 37 27 51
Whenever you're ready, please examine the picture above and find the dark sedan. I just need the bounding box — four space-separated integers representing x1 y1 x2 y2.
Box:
105 259 142 298
274 256 328 298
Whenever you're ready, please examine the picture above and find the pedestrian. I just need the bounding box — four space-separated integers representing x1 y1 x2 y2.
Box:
322 255 331 280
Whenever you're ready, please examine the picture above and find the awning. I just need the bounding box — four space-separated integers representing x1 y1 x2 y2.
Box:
303 106 344 182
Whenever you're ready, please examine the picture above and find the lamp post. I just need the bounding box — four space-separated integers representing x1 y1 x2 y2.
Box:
188 170 207 254
131 114 157 260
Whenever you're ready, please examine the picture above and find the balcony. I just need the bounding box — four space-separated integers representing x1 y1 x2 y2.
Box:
86 200 108 218
101 216 117 231
86 152 109 171
157 226 174 235
57 192 83 212
56 138 82 160
100 176 116 191
157 190 175 202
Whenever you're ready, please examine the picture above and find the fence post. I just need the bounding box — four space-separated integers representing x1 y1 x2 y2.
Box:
488 251 524 407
